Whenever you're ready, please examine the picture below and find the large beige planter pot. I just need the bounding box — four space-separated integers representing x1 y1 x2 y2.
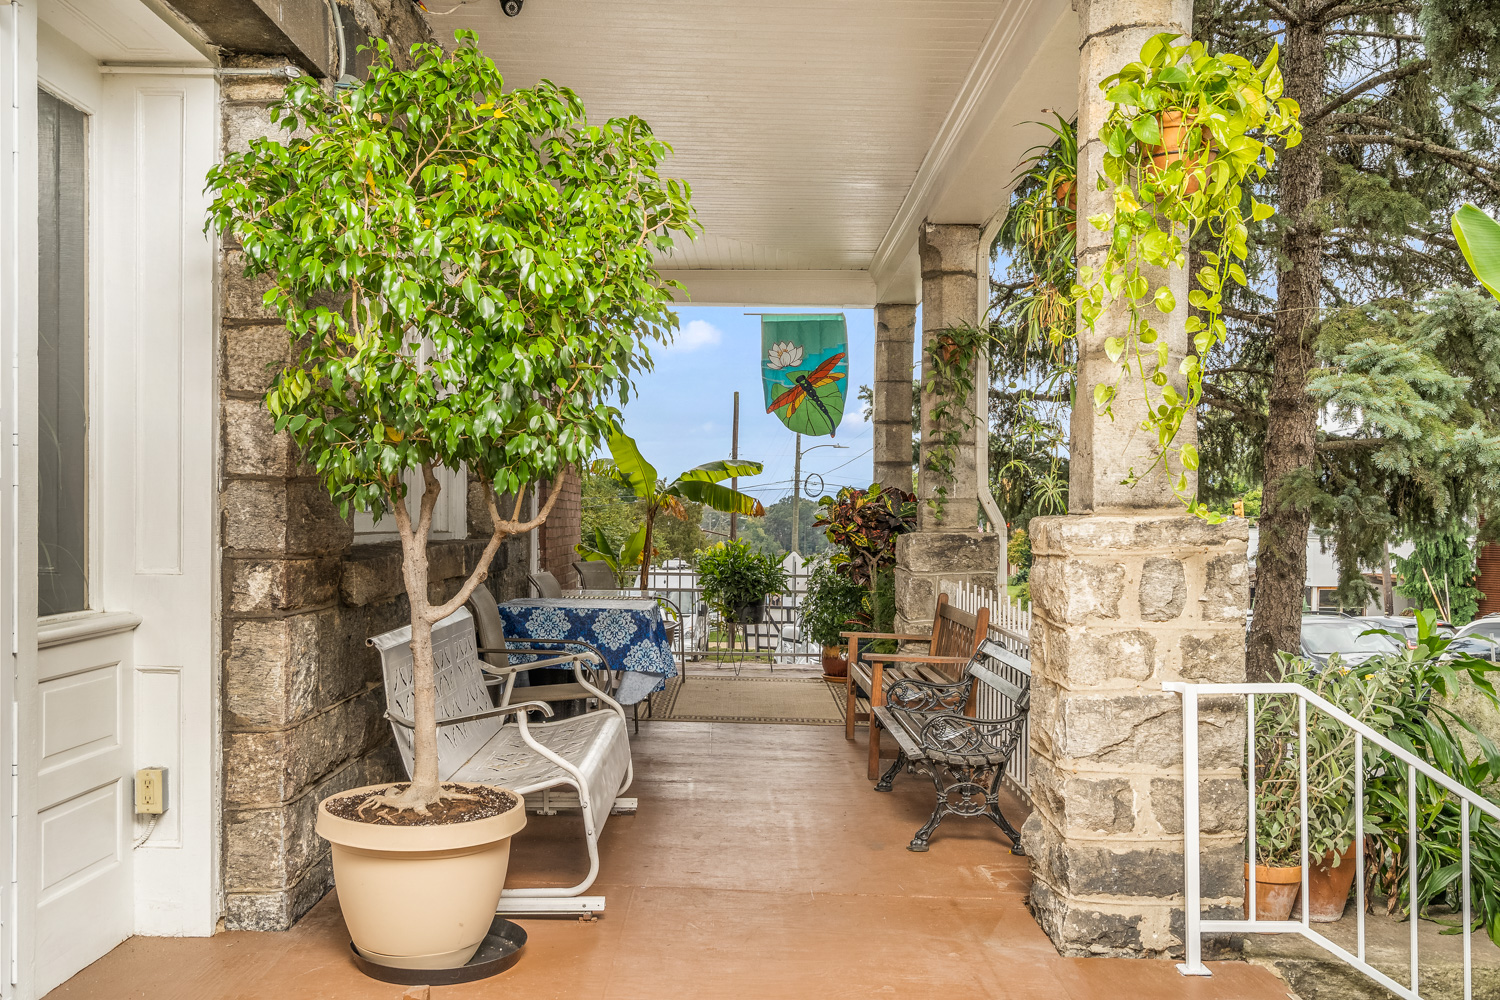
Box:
316 782 526 970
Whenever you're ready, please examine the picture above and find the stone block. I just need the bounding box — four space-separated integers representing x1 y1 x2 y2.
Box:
1028 874 1148 957
285 482 353 554
222 480 289 552
1033 620 1157 688
1036 690 1243 769
224 397 294 477
222 250 281 321
1179 629 1247 684
918 222 981 276
340 542 405 607
224 324 289 393
223 688 388 807
1203 552 1249 622
1140 556 1186 621
1075 0 1191 41
1024 809 1242 901
224 613 324 728
1030 514 1248 556
226 555 341 613
1030 556 1125 625
895 531 1000 575
1151 777 1248 836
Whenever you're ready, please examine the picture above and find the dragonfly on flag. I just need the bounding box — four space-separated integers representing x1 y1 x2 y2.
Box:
760 314 849 438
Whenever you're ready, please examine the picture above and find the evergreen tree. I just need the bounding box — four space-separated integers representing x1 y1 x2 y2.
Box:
1394 522 1483 624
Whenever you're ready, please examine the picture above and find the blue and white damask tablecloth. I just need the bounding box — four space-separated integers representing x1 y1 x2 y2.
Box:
496 597 677 705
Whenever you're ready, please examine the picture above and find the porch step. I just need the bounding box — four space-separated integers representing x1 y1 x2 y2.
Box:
1242 905 1500 1000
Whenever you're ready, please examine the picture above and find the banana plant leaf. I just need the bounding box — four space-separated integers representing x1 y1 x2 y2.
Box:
1453 203 1500 301
605 430 658 494
676 459 764 485
674 479 765 516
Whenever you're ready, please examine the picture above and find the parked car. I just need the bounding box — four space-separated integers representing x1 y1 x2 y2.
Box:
1356 614 1455 650
1451 615 1500 661
1300 613 1405 667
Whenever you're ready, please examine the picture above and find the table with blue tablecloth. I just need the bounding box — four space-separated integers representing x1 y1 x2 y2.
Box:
497 597 677 705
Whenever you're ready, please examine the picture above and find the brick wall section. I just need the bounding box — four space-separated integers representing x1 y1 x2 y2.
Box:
216 63 529 931
537 469 582 590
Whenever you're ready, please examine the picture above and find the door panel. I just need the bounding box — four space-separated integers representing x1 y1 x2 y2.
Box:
33 632 133 997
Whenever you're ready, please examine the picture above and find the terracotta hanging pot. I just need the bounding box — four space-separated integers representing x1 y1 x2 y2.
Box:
821 644 849 682
934 333 961 364
1053 179 1077 232
1305 842 1359 922
1244 862 1302 921
1146 109 1216 195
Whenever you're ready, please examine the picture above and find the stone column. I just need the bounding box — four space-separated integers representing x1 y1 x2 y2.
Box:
872 303 916 492
1022 0 1250 958
893 223 1000 633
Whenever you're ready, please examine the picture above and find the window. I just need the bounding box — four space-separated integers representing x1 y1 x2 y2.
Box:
36 90 89 616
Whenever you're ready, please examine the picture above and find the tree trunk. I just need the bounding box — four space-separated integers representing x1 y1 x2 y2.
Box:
1247 6 1326 682
1382 543 1394 614
394 480 441 807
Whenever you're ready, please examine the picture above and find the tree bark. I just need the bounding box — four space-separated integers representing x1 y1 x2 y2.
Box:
1247 4 1327 682
1382 543 1393 614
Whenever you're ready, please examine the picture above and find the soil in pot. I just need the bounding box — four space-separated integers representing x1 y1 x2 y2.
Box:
1244 863 1302 921
1305 842 1358 922
318 781 527 972
821 644 849 682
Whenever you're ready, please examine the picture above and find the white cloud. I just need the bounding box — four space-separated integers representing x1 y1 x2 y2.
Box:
670 319 723 351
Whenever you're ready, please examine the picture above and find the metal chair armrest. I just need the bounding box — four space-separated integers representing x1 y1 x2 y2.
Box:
894 707 1028 759
385 699 556 730
886 676 969 712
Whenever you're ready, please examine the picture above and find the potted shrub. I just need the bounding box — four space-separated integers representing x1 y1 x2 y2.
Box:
799 558 868 681
205 33 694 971
1246 703 1305 922
697 541 787 625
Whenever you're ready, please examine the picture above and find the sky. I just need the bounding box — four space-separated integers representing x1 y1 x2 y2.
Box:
612 306 920 506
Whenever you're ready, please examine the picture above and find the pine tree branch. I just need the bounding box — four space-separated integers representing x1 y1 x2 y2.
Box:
1324 30 1419 40
1260 0 1299 24
1312 1 1419 22
1222 304 1275 330
1328 134 1500 197
1307 59 1429 124
1316 438 1384 452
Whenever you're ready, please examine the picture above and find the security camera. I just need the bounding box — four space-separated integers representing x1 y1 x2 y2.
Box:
501 0 522 14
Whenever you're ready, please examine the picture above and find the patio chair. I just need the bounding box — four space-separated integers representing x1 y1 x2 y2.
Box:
465 583 612 707
843 592 989 779
528 568 564 598
573 559 622 591
370 606 632 915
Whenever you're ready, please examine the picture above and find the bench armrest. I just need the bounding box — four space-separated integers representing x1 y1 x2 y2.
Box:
859 653 971 664
476 649 583 676
893 707 1028 759
492 638 606 664
385 699 556 730
838 631 933 643
887 676 969 712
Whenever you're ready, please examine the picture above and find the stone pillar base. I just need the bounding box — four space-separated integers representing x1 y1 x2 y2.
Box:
893 530 1000 632
1023 513 1249 958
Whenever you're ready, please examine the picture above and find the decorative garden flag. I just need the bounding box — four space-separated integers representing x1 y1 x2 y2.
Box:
761 314 848 438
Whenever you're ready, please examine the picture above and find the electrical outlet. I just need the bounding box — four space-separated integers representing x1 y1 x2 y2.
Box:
135 767 167 815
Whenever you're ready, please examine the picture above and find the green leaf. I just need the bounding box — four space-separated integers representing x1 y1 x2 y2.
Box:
1104 336 1126 362
673 458 765 486
1251 200 1275 222
1131 115 1162 146
673 479 765 516
1181 443 1199 470
1092 382 1115 410
1453 203 1500 301
1154 287 1176 313
607 430 660 498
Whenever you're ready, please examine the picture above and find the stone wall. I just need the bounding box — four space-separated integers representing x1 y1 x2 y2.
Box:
215 53 534 930
1022 514 1249 957
872 303 916 493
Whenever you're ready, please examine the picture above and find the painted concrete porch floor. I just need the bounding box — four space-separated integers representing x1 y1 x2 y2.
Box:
46 721 1291 1000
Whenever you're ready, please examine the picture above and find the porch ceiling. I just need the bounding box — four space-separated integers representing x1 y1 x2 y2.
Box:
426 0 1078 306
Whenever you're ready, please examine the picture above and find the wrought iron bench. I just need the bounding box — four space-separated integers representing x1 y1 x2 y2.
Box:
843 592 988 778
873 637 1030 853
369 606 633 917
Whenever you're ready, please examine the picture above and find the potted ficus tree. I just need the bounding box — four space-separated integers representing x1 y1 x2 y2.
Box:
205 33 695 970
799 557 868 681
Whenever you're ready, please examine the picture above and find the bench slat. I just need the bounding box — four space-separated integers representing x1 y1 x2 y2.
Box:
970 663 1026 705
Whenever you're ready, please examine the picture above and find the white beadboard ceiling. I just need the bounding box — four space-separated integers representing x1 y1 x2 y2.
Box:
426 0 1077 305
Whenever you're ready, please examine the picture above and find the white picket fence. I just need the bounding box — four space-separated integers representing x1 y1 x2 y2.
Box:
944 579 1033 805
644 552 821 664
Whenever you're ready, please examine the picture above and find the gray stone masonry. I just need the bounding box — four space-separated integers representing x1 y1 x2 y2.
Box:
873 303 916 493
1018 0 1249 961
216 67 531 931
894 223 1000 633
1022 513 1249 957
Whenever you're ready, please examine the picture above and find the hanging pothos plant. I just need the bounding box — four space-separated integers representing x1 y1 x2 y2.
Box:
922 324 993 520
1070 32 1301 516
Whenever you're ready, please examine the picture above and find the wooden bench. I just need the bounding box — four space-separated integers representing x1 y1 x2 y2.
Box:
369 606 633 917
843 592 988 779
873 637 1030 853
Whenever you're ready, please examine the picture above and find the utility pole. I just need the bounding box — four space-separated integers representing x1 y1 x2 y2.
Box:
729 392 740 541
790 436 848 554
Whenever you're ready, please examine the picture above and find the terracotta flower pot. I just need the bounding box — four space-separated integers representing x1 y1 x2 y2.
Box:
1146 109 1215 195
821 644 849 682
1244 862 1302 921
1306 842 1358 922
1053 179 1077 232
317 782 527 970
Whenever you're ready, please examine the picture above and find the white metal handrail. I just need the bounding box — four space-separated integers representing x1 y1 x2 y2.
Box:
1167 681 1500 1000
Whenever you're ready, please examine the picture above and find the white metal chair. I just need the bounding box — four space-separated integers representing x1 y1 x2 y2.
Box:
370 607 633 916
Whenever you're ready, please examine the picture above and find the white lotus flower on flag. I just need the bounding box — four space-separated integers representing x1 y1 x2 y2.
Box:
766 341 804 369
